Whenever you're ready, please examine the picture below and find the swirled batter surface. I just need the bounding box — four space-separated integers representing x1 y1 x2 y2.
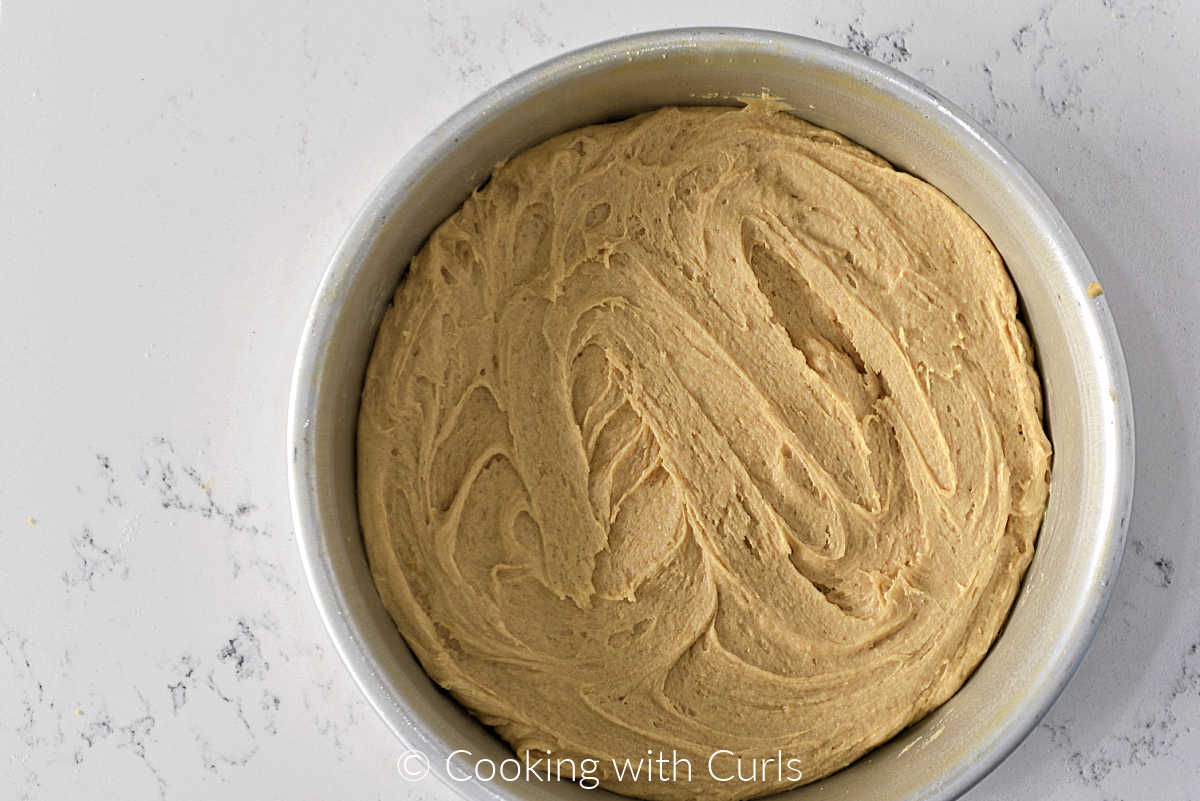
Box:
358 105 1051 800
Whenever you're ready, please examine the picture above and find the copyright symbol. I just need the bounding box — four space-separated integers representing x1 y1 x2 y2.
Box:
396 748 431 780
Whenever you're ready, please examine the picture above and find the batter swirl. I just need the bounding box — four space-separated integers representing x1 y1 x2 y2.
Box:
357 105 1051 800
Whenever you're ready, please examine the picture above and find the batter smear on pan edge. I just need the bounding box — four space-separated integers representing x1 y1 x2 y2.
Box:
357 104 1051 800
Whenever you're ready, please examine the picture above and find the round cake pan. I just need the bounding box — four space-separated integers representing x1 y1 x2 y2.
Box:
288 28 1134 801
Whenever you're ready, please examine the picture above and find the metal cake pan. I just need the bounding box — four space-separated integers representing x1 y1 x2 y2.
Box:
288 28 1135 801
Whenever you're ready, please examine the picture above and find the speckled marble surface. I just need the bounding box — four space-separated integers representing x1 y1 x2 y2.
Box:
1 1 1197 799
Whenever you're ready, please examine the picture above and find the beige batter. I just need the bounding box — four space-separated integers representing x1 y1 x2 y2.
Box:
357 105 1052 800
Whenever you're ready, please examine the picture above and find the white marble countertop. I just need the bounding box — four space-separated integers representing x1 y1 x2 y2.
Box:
2 1 1197 799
